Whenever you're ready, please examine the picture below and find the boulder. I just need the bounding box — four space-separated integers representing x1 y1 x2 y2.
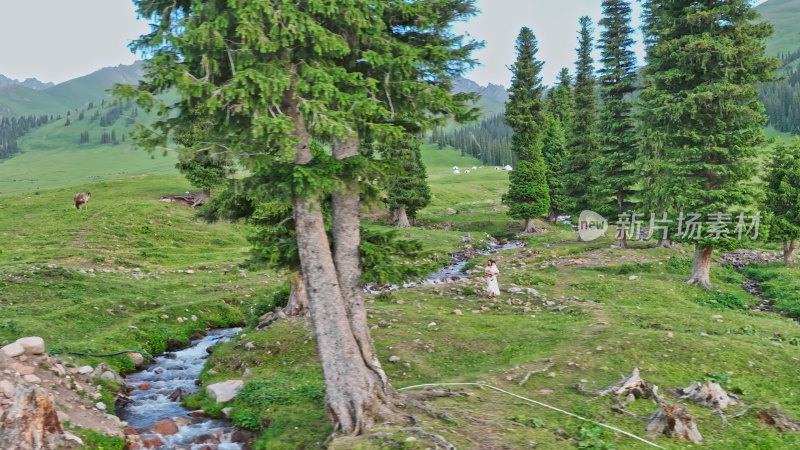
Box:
0 379 15 398
77 366 93 375
1 342 25 358
23 374 42 384
140 434 164 448
15 337 45 354
127 352 145 367
151 418 179 436
206 380 244 403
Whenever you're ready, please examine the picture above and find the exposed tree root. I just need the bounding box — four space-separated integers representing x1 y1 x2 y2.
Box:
404 389 470 402
518 358 555 387
369 427 456 449
574 367 652 401
758 407 800 432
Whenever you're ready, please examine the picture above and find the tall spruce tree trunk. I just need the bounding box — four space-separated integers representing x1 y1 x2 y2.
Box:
686 244 713 289
548 208 559 224
287 99 400 435
394 206 411 228
523 218 539 233
285 271 308 316
785 240 796 266
617 227 628 249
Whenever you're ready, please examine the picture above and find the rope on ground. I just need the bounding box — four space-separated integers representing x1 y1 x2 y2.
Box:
398 381 665 449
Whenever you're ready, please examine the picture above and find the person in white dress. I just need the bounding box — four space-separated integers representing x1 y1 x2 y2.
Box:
485 259 500 298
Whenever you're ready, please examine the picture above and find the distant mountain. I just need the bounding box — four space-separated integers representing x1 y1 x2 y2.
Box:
0 62 143 117
757 0 800 57
452 77 508 117
0 74 53 90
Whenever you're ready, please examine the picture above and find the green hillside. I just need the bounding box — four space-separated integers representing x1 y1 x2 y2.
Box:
0 102 178 196
757 0 800 56
0 62 142 117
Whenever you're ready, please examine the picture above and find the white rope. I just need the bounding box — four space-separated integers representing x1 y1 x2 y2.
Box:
398 382 665 449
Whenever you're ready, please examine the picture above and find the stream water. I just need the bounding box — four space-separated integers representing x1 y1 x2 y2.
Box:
118 240 527 447
118 328 245 449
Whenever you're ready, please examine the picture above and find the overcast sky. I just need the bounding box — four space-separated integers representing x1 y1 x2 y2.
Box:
0 0 771 87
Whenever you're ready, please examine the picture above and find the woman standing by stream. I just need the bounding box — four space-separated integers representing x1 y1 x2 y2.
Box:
485 259 500 298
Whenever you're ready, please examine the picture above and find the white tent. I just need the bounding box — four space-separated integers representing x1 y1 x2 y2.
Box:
503 165 513 171
452 166 459 170
453 169 461 174
464 170 471 174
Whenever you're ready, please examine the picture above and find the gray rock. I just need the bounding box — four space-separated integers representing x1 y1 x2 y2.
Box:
15 337 45 354
77 366 93 375
221 407 233 418
23 374 42 384
1 342 24 358
388 355 401 363
95 402 107 411
206 380 244 403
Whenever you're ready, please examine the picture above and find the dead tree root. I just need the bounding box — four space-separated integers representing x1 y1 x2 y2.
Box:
518 358 555 387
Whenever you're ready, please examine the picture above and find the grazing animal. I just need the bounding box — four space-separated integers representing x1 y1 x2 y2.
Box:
73 192 91 209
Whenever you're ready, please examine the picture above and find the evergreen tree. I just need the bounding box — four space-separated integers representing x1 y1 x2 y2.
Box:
764 140 800 265
564 16 598 217
543 69 574 222
502 27 550 233
381 136 431 228
639 0 779 288
121 0 479 434
594 0 638 247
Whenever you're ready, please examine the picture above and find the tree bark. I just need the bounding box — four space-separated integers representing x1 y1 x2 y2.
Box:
332 136 399 401
284 271 308 316
522 218 539 234
394 206 411 228
548 208 559 224
784 240 796 266
686 244 713 289
617 227 628 249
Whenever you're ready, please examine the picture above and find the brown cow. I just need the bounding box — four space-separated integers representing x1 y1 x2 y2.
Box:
73 192 91 209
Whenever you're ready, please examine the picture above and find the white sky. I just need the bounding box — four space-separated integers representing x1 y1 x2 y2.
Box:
0 0 773 87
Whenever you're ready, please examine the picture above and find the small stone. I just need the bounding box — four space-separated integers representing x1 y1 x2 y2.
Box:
177 317 184 323
597 274 605 280
244 342 256 351
595 346 603 351
77 366 93 375
547 372 556 378
95 402 107 411
161 314 169 319
628 275 640 281
101 370 116 381
388 356 401 363
57 411 70 423
0 380 15 397
221 407 233 418
23 374 42 384
140 383 152 390
63 432 84 445
405 436 417 442
402 362 411 369
191 315 198 321
185 269 195 274
667 331 674 338
151 418 179 436
700 332 709 337
452 309 463 315
174 417 190 426
427 322 437 327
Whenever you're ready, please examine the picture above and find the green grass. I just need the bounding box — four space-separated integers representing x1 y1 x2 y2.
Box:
2 141 800 448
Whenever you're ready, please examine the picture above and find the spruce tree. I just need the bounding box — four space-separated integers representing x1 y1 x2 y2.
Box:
121 0 479 434
502 27 550 233
564 16 598 217
639 0 779 288
382 135 431 228
543 68 574 222
764 140 800 266
594 0 638 247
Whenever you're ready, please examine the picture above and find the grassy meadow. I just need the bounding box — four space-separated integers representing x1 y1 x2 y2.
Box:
1 141 800 449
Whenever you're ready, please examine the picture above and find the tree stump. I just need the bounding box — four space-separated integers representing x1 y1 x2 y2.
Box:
645 404 703 444
675 381 740 409
758 408 800 432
